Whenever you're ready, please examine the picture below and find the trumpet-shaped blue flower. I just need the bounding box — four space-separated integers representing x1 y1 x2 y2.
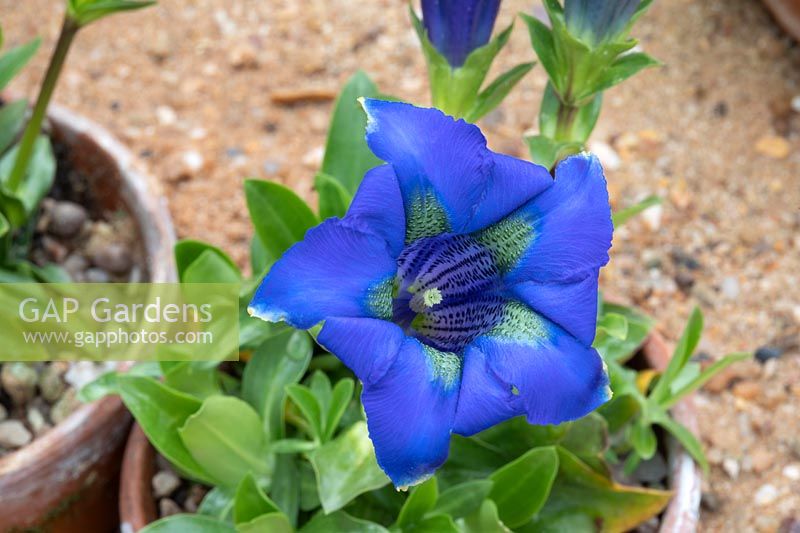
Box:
422 0 501 67
249 99 613 488
564 0 641 46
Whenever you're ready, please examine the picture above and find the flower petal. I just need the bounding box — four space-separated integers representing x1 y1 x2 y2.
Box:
476 301 611 425
317 317 405 385
361 338 460 488
466 153 554 233
509 269 600 346
452 344 524 436
362 99 492 240
477 153 612 284
344 164 406 258
248 219 396 329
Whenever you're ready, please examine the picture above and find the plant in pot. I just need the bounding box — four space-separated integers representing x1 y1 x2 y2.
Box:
95 1 748 531
0 1 175 531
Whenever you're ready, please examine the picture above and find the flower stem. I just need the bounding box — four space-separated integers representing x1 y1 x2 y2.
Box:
553 101 579 142
7 16 80 191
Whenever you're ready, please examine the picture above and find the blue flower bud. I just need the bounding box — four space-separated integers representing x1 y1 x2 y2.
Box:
564 0 640 45
421 0 502 68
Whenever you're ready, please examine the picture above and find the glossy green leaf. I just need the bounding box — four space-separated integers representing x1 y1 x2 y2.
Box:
299 460 321 511
271 455 300 525
174 240 241 282
663 352 750 409
315 171 352 220
431 480 493 520
629 419 657 460
489 446 559 528
115 375 212 483
0 99 27 154
320 71 382 195
525 134 581 170
236 513 292 533
233 472 279 525
161 361 221 399
197 487 236 521
323 378 354 442
270 438 318 454
286 384 324 440
0 37 40 91
241 329 312 440
593 302 654 363
521 14 560 88
0 135 55 226
140 514 236 533
301 511 389 533
596 312 628 340
651 307 703 403
412 514 459 533
594 52 660 94
250 235 269 278
526 447 671 532
244 179 317 262
178 396 270 487
397 477 438 528
461 499 509 533
308 421 389 513
465 62 535 122
612 195 663 227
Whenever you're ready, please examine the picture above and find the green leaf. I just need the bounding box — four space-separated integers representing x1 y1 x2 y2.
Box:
431 480 493 520
161 361 221 399
115 375 212 483
242 329 312 441
315 171 352 220
593 302 654 363
197 487 236 521
526 447 671 532
651 307 703 403
461 499 509 533
0 99 27 154
236 512 293 533
489 446 559 528
250 235 269 278
397 477 438 528
140 514 236 533
308 421 389 513
320 71 382 195
323 378 354 442
301 511 389 533
559 413 609 466
525 135 581 170
68 0 156 26
0 135 55 226
174 240 241 282
233 472 280 525
465 62 535 122
629 419 657 460
286 384 324 441
663 352 751 409
521 14 560 87
270 438 318 454
652 411 708 473
308 371 332 414
411 514 459 533
0 37 40 91
593 52 660 94
612 195 663 227
596 312 628 340
244 179 317 262
178 396 270 488
271 456 300 525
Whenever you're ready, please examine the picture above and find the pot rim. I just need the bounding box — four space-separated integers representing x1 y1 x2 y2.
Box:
0 99 177 529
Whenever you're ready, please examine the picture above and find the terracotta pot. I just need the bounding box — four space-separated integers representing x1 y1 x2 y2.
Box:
119 332 702 532
761 0 800 42
0 102 176 532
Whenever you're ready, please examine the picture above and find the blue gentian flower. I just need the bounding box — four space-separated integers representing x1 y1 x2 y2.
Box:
249 100 613 488
564 0 640 45
422 0 501 68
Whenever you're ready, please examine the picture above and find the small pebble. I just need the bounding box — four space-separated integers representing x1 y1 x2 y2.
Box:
158 498 182 517
27 406 50 436
755 345 783 363
754 484 778 506
791 95 800 113
63 254 89 280
152 470 181 498
720 276 740 300
701 491 722 512
229 43 259 69
633 454 668 483
155 105 177 126
50 389 80 425
184 484 207 512
85 268 111 283
783 464 800 481
0 403 6 421
1 363 39 406
48 201 87 238
90 243 132 274
751 447 775 474
64 361 109 390
755 135 791 159
641 204 663 232
722 457 740 479
41 236 69 263
183 150 204 172
0 420 33 448
39 362 68 403
588 141 621 171
732 380 761 401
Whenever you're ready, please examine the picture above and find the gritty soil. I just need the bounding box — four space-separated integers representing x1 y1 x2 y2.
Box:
2 0 799 530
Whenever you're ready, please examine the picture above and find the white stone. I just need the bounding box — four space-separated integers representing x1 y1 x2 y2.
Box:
722 457 740 479
791 95 800 113
754 484 778 506
721 276 740 300
182 150 204 172
782 464 800 481
152 470 181 498
588 141 621 171
156 106 177 126
0 420 33 448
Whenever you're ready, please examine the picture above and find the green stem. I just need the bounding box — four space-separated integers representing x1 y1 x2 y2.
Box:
7 16 80 191
553 100 579 142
